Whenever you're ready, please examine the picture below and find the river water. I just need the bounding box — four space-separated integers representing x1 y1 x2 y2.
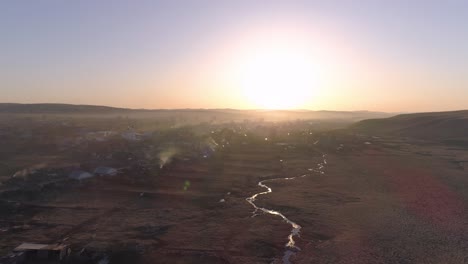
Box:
245 154 327 264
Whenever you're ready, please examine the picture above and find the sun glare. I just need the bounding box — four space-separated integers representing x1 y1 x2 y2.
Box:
235 45 319 109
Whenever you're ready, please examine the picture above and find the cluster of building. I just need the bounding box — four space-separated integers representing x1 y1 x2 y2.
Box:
68 166 119 181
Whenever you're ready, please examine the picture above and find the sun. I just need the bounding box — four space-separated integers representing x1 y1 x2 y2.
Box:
235 45 319 109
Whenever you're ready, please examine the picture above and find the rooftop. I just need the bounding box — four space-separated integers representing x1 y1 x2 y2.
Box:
14 243 67 252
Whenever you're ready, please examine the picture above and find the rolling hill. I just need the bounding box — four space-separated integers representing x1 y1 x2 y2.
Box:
353 110 468 143
0 103 390 122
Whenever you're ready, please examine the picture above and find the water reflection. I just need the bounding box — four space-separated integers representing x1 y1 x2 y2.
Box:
245 155 327 264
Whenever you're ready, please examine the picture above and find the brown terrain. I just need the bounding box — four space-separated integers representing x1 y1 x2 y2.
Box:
1 108 468 263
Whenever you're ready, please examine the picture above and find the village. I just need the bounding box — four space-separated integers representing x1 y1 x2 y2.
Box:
0 115 343 263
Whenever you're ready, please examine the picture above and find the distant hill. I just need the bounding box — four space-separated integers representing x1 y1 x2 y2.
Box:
0 103 129 113
0 103 390 122
353 110 468 143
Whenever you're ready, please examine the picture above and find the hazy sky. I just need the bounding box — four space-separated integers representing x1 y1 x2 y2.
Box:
1 0 467 112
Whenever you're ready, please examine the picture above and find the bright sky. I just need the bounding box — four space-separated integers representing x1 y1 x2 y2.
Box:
1 0 467 112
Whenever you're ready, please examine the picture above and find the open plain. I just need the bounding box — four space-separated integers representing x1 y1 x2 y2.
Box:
1 109 468 263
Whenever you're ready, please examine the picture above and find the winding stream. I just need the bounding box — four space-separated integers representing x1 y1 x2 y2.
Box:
245 154 327 264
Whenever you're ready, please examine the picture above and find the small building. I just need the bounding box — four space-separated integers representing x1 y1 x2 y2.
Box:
13 243 69 262
85 131 116 142
121 131 142 141
93 167 118 176
69 170 93 180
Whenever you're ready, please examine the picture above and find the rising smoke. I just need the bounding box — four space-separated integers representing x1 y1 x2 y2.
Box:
158 147 179 168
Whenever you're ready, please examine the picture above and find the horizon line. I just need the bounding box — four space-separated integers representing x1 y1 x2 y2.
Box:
0 102 403 114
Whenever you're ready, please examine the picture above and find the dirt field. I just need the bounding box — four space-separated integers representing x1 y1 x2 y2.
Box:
1 127 468 263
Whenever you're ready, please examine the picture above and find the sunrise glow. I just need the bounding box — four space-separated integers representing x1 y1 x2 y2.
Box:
221 32 322 109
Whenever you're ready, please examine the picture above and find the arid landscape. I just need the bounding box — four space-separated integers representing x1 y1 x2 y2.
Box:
1 105 467 263
2 1 468 263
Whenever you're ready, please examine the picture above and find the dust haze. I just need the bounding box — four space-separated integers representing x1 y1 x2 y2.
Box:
1 104 468 263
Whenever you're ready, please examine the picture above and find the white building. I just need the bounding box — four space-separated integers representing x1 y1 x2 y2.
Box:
69 170 93 180
93 167 118 176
